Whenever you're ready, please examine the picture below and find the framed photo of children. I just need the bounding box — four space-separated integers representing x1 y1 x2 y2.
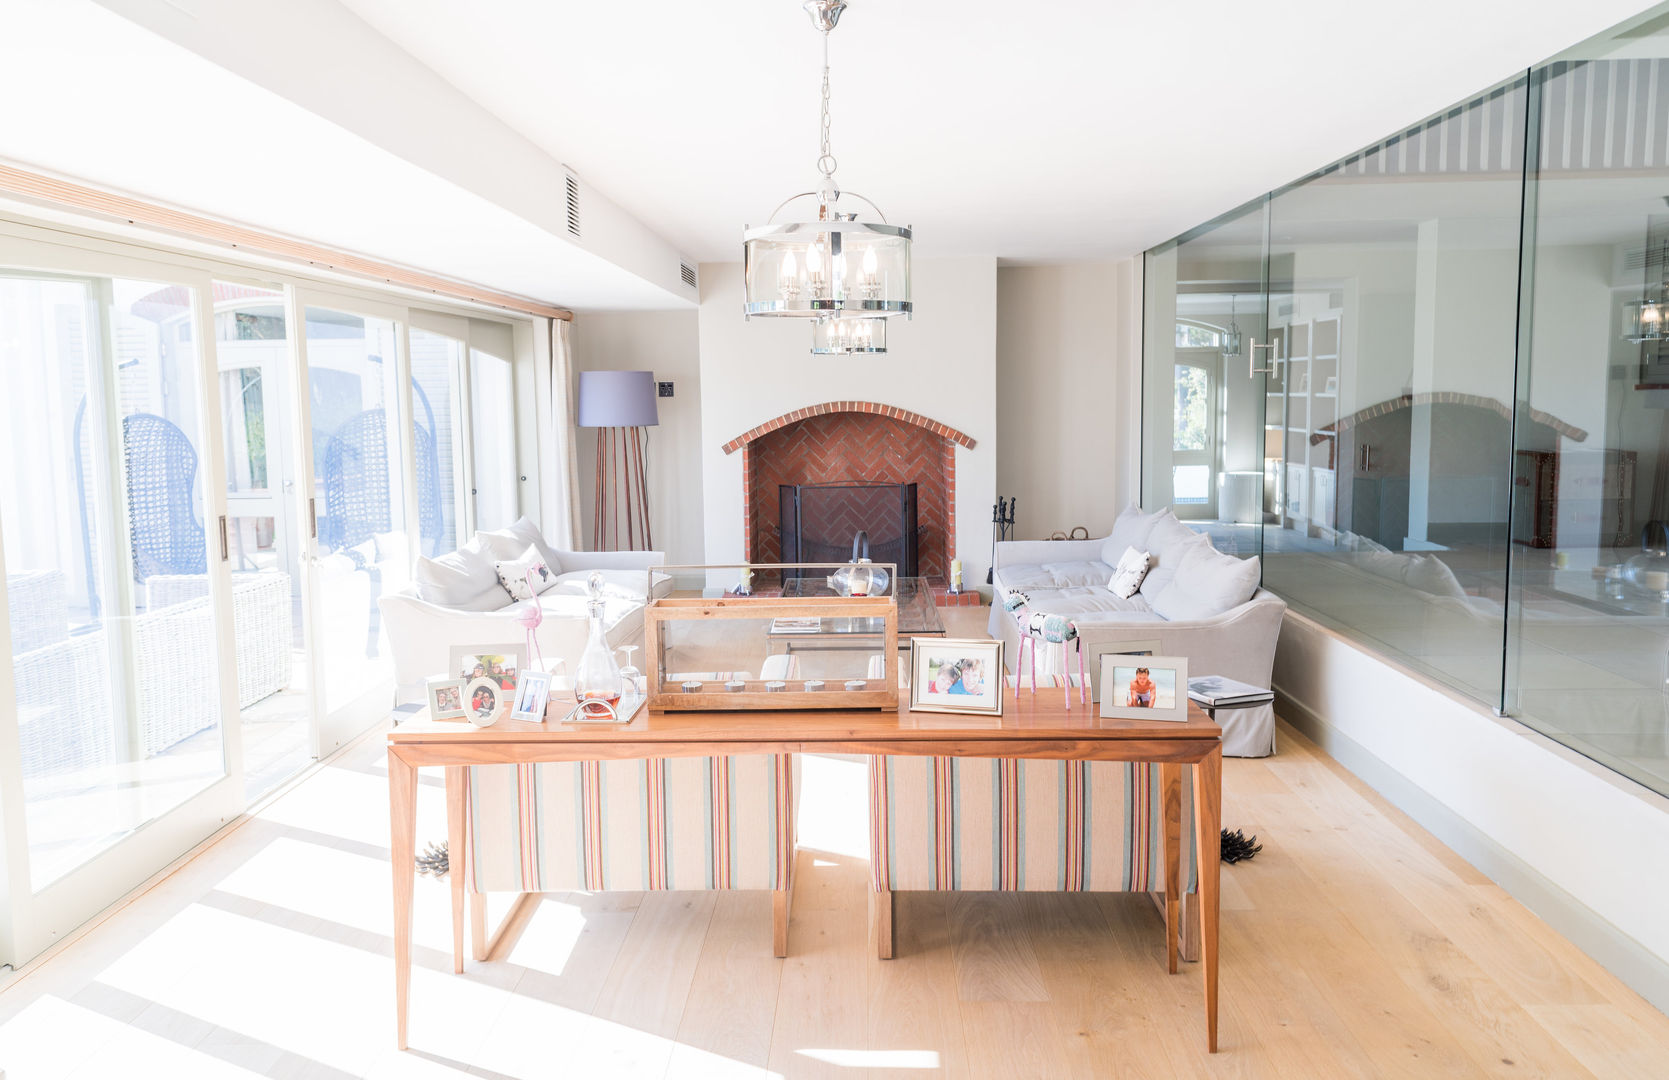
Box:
1098 654 1189 722
449 645 523 693
908 638 1004 716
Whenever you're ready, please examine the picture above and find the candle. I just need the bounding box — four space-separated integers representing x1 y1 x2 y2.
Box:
765 681 787 693
681 680 703 693
951 558 963 591
725 679 746 693
803 680 825 692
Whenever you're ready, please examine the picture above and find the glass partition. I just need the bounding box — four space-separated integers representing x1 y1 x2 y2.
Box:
1259 78 1528 706
1141 199 1268 561
1507 44 1669 795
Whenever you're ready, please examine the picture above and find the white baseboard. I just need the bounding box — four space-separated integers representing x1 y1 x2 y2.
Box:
1275 686 1669 1017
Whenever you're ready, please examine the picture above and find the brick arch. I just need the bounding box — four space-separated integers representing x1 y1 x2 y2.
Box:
722 401 976 455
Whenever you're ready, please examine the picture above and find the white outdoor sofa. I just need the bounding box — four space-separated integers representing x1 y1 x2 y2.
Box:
988 505 1286 757
379 516 671 702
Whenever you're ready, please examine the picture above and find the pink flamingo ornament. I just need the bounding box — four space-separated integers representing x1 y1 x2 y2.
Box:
517 567 546 673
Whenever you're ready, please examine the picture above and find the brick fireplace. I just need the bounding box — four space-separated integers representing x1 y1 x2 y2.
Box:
722 402 976 583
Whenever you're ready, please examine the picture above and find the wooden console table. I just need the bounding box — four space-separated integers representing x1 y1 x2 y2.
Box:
387 690 1224 1051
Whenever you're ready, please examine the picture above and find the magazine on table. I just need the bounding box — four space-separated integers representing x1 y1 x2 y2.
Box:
770 617 823 633
1187 675 1274 708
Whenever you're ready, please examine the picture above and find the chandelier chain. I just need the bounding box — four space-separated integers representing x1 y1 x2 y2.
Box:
817 31 837 179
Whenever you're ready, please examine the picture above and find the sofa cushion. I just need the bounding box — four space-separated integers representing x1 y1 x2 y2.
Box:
1008 586 1160 621
1149 546 1261 621
1107 546 1150 598
1138 530 1211 600
1143 511 1202 563
548 568 666 600
995 561 1114 592
1100 505 1162 566
495 543 556 602
479 516 561 574
413 535 505 611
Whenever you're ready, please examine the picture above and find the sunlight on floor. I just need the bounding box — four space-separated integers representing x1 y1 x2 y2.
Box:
799 1047 942 1068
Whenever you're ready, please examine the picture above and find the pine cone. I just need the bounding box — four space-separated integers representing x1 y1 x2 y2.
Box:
1220 828 1262 864
416 840 449 878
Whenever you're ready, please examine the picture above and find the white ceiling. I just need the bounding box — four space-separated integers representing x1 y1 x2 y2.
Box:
339 0 1652 263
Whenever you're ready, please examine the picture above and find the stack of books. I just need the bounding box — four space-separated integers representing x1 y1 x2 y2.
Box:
1187 675 1274 709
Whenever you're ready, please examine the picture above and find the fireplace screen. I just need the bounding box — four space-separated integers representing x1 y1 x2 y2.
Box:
779 482 919 578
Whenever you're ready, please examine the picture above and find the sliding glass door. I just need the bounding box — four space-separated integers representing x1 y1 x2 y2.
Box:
0 247 241 961
297 294 412 756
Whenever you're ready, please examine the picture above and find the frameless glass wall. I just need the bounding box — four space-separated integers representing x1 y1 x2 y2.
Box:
1507 43 1669 796
1142 7 1669 797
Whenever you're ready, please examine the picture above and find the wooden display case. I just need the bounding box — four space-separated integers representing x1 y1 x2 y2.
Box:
643 594 900 711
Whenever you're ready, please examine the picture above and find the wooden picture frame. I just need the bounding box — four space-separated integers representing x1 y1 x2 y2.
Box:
909 638 1004 715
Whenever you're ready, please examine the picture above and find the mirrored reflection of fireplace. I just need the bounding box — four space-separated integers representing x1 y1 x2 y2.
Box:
779 482 919 577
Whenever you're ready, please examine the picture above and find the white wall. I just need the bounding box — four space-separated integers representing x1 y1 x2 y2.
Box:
696 257 999 586
1274 611 1669 1013
995 260 1141 541
570 311 704 564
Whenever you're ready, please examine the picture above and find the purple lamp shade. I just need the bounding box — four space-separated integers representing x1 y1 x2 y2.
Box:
577 370 660 428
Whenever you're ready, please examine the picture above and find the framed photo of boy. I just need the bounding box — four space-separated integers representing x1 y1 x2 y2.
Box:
511 669 552 722
450 645 523 693
1098 654 1189 722
908 638 1004 716
426 677 467 721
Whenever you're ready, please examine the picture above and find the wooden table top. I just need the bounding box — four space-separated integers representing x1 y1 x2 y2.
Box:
389 686 1220 747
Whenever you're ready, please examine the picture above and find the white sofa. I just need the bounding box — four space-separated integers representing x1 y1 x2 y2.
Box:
379 517 671 701
988 505 1286 756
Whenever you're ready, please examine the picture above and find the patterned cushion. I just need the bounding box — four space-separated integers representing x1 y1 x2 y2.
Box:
868 756 1196 894
466 754 797 893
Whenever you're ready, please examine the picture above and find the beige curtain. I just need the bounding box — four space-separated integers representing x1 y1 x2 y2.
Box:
539 317 583 549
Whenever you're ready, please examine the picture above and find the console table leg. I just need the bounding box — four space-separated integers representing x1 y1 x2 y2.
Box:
445 767 467 974
1192 745 1223 1052
1160 761 1182 975
388 748 418 1050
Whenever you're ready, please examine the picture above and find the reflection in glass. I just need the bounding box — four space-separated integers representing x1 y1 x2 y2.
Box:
214 282 311 801
408 328 467 556
1507 50 1669 796
305 307 408 718
1 275 225 886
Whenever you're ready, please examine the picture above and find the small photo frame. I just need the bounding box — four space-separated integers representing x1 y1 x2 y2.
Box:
1323 375 1338 394
909 638 1004 716
451 645 523 692
465 677 504 727
511 669 552 722
1098 654 1189 722
1083 638 1161 704
426 677 466 720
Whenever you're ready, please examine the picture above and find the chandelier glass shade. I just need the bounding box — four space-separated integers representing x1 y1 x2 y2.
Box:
811 313 887 354
743 0 910 353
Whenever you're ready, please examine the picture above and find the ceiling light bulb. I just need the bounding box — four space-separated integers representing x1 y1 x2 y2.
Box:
862 247 878 276
806 245 823 275
781 250 797 278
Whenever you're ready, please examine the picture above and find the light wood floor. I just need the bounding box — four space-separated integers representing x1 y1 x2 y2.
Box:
1 627 1666 1076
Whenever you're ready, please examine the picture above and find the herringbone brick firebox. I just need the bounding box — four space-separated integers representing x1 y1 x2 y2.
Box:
725 402 976 583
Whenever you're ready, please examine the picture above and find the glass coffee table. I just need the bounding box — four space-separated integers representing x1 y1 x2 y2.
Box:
768 575 945 654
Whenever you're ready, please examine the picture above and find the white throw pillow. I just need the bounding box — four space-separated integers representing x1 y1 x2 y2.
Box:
1101 505 1161 566
1149 545 1261 622
479 516 563 575
1142 511 1199 563
1137 531 1209 598
413 534 505 611
495 543 556 602
1107 546 1151 598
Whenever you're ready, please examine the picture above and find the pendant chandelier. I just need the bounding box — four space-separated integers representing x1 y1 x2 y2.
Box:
743 0 912 354
1221 293 1244 360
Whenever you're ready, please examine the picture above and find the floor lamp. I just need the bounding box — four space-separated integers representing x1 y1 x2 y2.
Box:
577 369 660 551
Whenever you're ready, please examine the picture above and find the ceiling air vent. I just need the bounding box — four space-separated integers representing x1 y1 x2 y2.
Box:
564 170 581 239
680 262 697 289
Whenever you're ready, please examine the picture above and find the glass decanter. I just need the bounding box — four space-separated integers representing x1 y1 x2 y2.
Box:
573 571 625 717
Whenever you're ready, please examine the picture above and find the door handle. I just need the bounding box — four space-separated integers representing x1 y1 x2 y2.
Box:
218 515 229 562
308 497 318 539
1248 340 1278 377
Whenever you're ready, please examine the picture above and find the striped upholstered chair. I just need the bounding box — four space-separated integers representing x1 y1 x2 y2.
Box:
867 754 1197 961
448 754 799 966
